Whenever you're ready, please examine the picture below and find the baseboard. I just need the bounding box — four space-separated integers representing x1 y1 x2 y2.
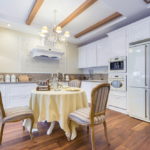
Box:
107 105 128 114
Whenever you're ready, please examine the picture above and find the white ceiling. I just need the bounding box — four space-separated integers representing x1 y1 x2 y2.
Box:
0 0 149 45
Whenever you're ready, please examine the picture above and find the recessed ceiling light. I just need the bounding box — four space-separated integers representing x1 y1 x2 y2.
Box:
7 24 11 27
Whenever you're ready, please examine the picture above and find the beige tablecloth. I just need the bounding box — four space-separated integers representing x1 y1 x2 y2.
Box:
25 89 88 140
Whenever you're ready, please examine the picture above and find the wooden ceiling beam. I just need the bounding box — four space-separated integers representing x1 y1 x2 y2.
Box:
26 0 44 25
58 0 97 28
75 12 123 38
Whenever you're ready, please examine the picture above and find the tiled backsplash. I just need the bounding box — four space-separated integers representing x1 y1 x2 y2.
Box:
0 73 108 82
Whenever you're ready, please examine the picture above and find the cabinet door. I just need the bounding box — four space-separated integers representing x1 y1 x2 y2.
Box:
127 19 150 43
127 87 146 120
0 84 7 107
108 91 127 109
108 28 127 57
86 43 97 67
78 46 87 68
5 84 37 108
81 81 100 103
97 38 109 66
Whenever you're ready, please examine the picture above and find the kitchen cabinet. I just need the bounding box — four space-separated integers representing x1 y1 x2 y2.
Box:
78 46 87 68
86 42 97 67
127 17 150 43
0 84 7 107
78 42 97 68
78 16 150 69
81 81 105 103
0 83 37 108
108 27 127 57
96 37 110 66
108 91 127 114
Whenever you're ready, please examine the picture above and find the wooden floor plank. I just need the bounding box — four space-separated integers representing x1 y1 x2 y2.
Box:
0 110 150 150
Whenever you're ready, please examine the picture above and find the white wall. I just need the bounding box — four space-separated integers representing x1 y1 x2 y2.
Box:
0 27 81 74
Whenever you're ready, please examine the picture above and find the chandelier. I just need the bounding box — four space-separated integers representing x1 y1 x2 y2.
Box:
39 10 70 48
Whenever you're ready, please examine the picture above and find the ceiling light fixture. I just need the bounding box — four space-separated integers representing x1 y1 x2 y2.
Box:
144 0 150 3
7 24 11 27
39 10 70 49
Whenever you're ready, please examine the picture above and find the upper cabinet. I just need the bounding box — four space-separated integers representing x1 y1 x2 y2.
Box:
78 16 150 69
96 38 110 66
126 17 150 43
78 42 97 68
78 46 87 68
107 27 127 57
86 42 97 68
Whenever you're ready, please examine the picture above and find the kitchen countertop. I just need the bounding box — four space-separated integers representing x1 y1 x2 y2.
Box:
0 80 108 84
0 82 37 84
82 80 108 83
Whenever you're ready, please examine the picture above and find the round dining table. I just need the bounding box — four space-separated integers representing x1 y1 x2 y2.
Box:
24 88 88 140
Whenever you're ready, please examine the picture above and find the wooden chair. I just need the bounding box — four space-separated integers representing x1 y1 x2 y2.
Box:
69 83 110 150
68 79 81 88
0 92 34 144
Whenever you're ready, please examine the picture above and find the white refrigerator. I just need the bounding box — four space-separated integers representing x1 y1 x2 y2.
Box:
127 42 150 122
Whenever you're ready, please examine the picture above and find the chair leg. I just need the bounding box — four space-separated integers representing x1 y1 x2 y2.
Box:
87 126 89 134
29 117 34 139
0 123 5 145
90 125 96 150
23 126 25 131
103 121 110 145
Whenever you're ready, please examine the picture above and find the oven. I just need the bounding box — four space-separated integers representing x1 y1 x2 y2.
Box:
108 74 127 92
109 56 127 73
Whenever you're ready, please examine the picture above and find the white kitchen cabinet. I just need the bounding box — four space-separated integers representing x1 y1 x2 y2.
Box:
78 42 97 68
78 46 87 68
96 37 109 66
86 42 97 67
0 84 7 107
81 81 103 103
0 83 37 108
108 27 127 58
127 17 150 43
108 91 127 114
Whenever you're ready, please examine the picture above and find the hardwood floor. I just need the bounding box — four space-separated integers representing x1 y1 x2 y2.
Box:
0 110 150 150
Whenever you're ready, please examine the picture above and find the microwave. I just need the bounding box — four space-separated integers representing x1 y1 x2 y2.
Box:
109 56 127 73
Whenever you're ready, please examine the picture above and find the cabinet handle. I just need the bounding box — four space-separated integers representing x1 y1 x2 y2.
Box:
145 90 147 118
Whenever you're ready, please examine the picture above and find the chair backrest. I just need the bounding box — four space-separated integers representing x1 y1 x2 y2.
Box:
90 83 110 120
68 79 81 88
0 92 6 119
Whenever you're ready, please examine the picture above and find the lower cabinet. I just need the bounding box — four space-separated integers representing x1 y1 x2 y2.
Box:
108 91 127 114
0 83 37 108
81 81 103 103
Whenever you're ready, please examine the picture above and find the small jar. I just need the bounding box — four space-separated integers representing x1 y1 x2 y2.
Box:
11 74 16 83
5 74 10 83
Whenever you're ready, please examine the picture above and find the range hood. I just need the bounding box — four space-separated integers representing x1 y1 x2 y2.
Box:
31 46 64 60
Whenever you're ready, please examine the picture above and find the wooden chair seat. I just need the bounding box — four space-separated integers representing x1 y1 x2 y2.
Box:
69 107 105 125
3 106 33 123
